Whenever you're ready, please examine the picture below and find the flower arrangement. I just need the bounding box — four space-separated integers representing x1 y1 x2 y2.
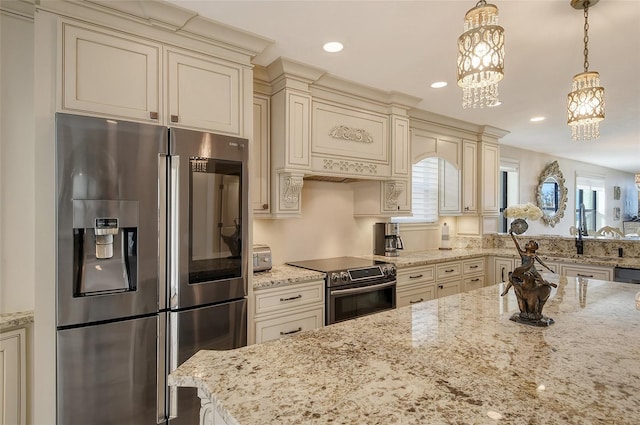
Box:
504 203 543 221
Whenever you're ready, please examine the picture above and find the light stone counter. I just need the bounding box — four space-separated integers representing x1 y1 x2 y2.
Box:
0 310 34 331
170 275 640 425
255 249 637 290
252 265 325 290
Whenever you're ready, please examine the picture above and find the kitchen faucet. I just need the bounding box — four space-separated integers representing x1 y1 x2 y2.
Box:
575 203 587 254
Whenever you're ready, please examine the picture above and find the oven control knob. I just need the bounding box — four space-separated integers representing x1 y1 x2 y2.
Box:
330 273 340 284
383 265 396 277
340 272 349 282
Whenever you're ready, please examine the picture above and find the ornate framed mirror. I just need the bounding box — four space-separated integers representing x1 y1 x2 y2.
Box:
536 160 568 227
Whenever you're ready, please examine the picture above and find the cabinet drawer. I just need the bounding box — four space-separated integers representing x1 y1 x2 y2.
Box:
463 275 485 292
436 280 461 298
255 307 324 344
559 264 612 281
255 280 324 316
397 266 435 287
397 284 436 308
436 262 461 280
462 258 484 275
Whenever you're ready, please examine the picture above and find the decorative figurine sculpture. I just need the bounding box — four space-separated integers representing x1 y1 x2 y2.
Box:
502 204 557 327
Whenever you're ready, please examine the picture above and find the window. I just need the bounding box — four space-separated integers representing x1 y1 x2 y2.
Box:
393 157 438 223
575 175 605 234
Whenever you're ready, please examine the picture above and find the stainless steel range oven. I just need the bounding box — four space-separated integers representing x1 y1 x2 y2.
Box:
287 257 396 325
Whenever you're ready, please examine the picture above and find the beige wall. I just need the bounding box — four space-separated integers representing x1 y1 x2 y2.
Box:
0 10 35 314
254 180 380 265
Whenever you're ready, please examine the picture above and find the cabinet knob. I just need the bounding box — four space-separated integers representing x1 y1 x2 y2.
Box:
149 111 158 120
171 114 179 123
262 203 269 210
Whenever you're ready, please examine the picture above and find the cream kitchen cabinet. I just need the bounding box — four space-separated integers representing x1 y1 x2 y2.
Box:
252 95 271 215
491 256 558 285
435 261 462 297
462 257 485 291
462 140 477 214
352 179 411 217
165 48 242 134
559 263 613 281
61 21 246 135
62 22 161 123
396 265 436 307
479 142 500 214
493 257 516 284
0 328 26 425
253 280 324 344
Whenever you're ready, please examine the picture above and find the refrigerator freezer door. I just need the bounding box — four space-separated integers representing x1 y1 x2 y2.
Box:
168 298 247 425
56 316 158 425
56 113 168 327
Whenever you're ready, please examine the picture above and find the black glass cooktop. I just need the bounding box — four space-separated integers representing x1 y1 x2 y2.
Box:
287 256 389 273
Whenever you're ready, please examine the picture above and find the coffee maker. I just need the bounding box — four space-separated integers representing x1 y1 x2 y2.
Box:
374 222 404 257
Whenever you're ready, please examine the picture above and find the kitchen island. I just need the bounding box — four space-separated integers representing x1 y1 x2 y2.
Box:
169 275 640 424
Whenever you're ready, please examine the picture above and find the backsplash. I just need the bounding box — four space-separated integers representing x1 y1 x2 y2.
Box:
486 234 640 259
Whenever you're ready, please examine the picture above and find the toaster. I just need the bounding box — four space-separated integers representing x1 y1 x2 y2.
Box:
252 245 272 272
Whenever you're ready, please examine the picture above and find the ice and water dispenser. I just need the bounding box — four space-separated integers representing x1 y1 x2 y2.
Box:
72 200 139 296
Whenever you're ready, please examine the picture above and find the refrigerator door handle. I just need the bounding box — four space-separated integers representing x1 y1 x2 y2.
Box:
157 313 167 423
159 155 168 311
169 155 180 309
168 311 179 420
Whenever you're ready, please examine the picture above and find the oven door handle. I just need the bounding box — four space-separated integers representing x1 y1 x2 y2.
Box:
330 280 396 296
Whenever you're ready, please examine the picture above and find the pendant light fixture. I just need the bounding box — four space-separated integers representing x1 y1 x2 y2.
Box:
635 173 640 191
456 0 505 109
567 0 605 141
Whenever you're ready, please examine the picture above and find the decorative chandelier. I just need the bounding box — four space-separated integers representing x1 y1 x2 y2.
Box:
567 0 605 141
456 0 505 109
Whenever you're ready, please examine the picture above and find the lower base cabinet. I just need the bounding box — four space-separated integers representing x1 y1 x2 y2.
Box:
559 264 612 281
255 308 323 344
253 280 325 344
0 328 26 425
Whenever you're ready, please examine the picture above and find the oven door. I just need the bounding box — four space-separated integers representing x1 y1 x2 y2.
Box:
327 279 396 324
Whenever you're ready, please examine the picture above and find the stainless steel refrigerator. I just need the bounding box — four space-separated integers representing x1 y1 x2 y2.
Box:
55 113 248 425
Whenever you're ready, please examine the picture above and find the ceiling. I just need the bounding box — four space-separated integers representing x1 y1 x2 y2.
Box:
168 0 640 174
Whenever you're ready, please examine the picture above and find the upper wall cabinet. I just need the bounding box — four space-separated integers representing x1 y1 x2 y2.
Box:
62 23 161 123
60 19 258 136
165 49 241 134
252 95 271 215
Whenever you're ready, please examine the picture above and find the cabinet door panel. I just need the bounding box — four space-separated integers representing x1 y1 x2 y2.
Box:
462 140 477 213
252 96 270 214
0 329 26 425
62 23 160 121
439 159 461 214
167 49 241 134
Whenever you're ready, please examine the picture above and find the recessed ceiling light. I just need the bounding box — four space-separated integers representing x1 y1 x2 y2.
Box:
530 116 545 122
430 81 448 89
323 42 343 53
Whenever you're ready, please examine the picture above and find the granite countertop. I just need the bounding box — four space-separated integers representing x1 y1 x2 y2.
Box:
252 265 325 290
255 248 637 290
170 275 640 424
0 310 34 331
